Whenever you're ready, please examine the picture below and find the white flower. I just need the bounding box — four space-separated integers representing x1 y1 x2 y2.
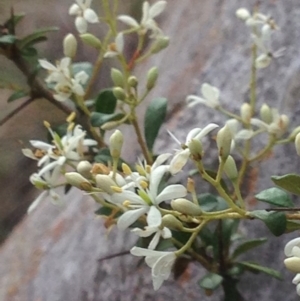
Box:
28 166 62 213
284 237 300 296
24 124 97 176
39 57 71 83
186 83 220 109
250 109 289 138
131 223 172 250
104 33 124 58
118 1 167 38
116 165 186 230
131 247 176 290
69 0 99 34
168 124 219 174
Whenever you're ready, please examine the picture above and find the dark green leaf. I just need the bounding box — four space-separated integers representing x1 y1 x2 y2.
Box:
144 97 167 151
0 35 16 44
7 90 28 102
4 13 25 33
255 187 293 207
172 231 192 246
221 219 239 248
197 193 219 212
272 174 300 196
155 238 174 251
231 238 267 259
199 273 223 290
95 206 113 216
95 89 117 114
18 27 58 49
90 112 125 127
285 220 300 233
251 210 286 236
21 47 38 59
238 261 282 280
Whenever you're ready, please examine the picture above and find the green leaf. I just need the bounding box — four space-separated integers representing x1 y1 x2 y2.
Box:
231 238 267 259
72 62 93 79
238 261 282 280
251 210 286 236
199 273 223 290
21 47 38 59
0 35 16 44
90 112 125 127
144 97 167 151
4 13 25 33
197 193 218 212
272 174 300 196
285 220 300 233
221 219 239 248
255 187 293 207
18 27 58 49
95 89 117 114
7 90 28 102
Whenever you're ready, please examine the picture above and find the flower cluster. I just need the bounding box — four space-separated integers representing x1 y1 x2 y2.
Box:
39 58 89 102
236 8 283 68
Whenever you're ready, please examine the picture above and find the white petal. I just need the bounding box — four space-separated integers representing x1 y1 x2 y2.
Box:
72 83 85 96
22 148 37 160
167 130 181 145
169 149 190 174
149 165 169 197
292 246 300 258
147 206 162 227
197 123 219 139
186 128 202 142
235 129 254 140
161 227 172 239
118 15 139 28
149 1 167 18
38 59 56 71
38 160 60 176
152 153 172 170
84 8 99 23
297 283 300 296
28 191 47 214
156 184 187 204
148 232 160 250
226 119 239 134
293 274 300 285
255 53 272 69
186 95 210 108
284 238 300 257
117 207 148 230
115 32 124 53
53 92 71 102
75 16 88 33
130 246 157 257
75 70 89 84
201 83 220 103
60 57 71 69
30 140 53 150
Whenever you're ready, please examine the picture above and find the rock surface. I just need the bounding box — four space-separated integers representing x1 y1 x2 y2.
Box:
2 0 300 300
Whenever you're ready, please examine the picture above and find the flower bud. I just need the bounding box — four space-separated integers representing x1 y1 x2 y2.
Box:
65 172 92 191
236 8 251 20
188 139 203 160
146 67 158 90
80 33 102 49
128 76 138 88
289 126 300 141
95 174 116 194
111 68 124 88
76 160 92 179
255 53 272 69
260 104 272 124
223 155 238 181
150 36 170 54
162 214 183 231
284 257 300 273
171 198 202 216
113 87 126 101
216 125 232 160
63 34 77 58
240 103 252 123
109 129 124 159
295 133 300 156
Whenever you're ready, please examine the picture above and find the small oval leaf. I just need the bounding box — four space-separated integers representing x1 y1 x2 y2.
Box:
272 174 300 196
255 187 293 208
95 89 117 114
144 97 167 151
199 273 223 290
231 238 267 259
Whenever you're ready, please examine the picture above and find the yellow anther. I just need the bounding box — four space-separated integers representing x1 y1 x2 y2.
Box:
123 200 131 207
145 165 151 174
43 121 51 128
140 180 148 190
122 163 132 175
67 122 75 132
111 186 122 193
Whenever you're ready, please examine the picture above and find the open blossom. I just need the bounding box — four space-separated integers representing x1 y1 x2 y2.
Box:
186 83 220 109
284 237 300 296
250 109 289 138
168 124 219 174
23 123 97 176
118 1 167 38
116 165 186 230
39 58 89 102
131 247 176 290
104 33 124 58
28 166 63 213
69 0 99 33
